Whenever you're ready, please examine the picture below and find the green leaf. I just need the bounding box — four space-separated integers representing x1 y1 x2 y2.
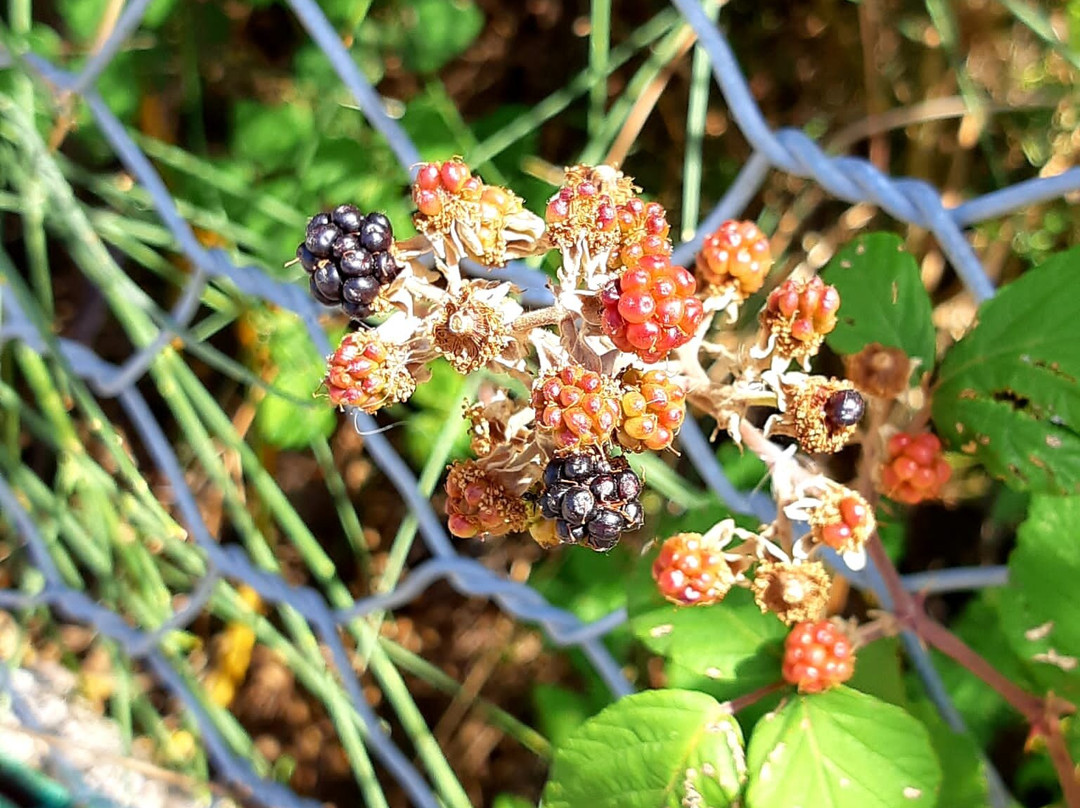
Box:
531 684 594 748
628 555 786 700
846 637 907 708
1001 495 1080 700
401 0 485 74
932 248 1080 494
232 101 314 173
542 689 745 808
745 687 941 808
253 313 336 450
821 232 936 372
909 701 989 808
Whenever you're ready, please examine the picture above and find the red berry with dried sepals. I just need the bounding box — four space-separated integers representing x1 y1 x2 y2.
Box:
760 276 841 362
809 489 875 555
444 460 528 539
600 255 705 363
322 331 415 414
617 368 686 452
696 219 773 299
652 532 736 606
880 431 951 504
531 363 622 454
782 619 855 694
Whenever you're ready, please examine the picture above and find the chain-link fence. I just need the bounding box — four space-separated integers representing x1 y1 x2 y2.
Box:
1 2 1078 806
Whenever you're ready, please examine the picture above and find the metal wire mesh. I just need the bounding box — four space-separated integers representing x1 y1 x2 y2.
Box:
2 2 1078 806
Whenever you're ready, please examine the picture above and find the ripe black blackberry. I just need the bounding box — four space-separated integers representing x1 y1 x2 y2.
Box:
537 451 644 552
296 205 402 325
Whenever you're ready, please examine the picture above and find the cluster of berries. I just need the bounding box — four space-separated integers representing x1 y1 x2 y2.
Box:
297 205 401 324
537 452 644 551
600 256 705 363
412 159 482 216
782 619 855 694
652 532 734 606
531 363 687 455
761 276 841 362
696 219 773 300
880 431 951 504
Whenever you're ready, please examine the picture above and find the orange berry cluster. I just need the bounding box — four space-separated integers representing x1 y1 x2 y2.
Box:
610 198 673 272
322 332 414 413
531 364 622 454
617 369 686 452
695 219 773 299
880 431 951 504
600 256 706 363
782 620 855 694
651 533 735 606
761 276 841 361
444 460 528 539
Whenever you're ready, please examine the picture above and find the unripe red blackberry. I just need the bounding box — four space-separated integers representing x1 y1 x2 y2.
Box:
545 164 637 261
322 331 415 413
782 619 855 694
600 256 705 363
444 460 528 539
616 368 686 452
609 197 673 272
759 276 840 363
652 532 736 606
880 431 951 505
695 220 772 299
531 363 622 454
537 450 644 552
297 206 402 325
809 489 875 555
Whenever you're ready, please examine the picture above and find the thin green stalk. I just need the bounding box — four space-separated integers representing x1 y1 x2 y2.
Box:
131 133 306 228
468 9 679 166
174 368 471 808
310 433 371 568
578 20 693 165
9 0 51 317
681 0 721 242
924 0 1007 187
995 0 1080 72
356 374 477 670
588 0 612 137
380 639 552 759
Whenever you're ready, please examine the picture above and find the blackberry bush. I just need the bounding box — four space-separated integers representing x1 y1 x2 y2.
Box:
297 160 1080 808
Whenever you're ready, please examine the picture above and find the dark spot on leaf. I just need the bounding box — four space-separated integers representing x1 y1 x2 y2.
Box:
1032 358 1078 384
992 389 1031 412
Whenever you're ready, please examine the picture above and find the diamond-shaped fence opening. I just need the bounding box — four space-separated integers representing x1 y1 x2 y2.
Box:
1 2 1078 807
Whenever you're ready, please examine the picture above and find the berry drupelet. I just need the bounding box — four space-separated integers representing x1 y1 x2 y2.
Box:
537 451 644 552
298 205 402 324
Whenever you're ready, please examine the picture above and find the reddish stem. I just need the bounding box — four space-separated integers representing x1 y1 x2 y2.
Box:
725 680 787 715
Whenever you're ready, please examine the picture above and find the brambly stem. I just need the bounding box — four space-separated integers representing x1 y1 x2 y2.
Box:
738 417 1080 806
